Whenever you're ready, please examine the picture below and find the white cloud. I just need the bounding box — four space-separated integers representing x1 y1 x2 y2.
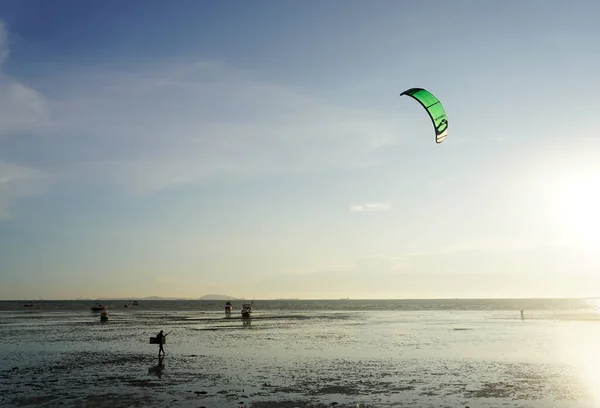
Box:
0 21 406 216
349 203 391 212
0 21 8 68
0 22 50 219
0 160 46 219
0 22 50 137
0 79 50 135
0 26 406 209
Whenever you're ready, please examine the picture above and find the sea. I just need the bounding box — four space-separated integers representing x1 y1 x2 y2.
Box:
2 298 600 407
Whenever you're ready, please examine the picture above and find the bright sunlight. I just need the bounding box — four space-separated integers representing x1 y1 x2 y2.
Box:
556 171 600 248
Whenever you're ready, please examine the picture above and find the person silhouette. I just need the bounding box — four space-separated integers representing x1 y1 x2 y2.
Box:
156 330 166 356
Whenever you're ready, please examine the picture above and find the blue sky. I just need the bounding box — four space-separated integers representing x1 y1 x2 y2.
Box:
1 0 599 300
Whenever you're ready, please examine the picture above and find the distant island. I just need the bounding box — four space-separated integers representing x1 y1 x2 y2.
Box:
197 294 240 300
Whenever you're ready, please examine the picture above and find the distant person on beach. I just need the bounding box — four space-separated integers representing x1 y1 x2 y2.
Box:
156 330 166 356
520 309 524 320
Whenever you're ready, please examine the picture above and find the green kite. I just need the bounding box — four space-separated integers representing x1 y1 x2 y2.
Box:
400 88 448 144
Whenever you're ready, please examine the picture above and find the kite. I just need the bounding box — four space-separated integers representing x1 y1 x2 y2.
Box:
400 88 448 144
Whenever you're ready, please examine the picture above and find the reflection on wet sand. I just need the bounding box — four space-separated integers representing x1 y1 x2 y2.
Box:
148 356 164 378
5 304 600 407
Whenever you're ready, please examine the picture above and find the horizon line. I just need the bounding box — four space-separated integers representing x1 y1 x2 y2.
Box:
3 296 599 302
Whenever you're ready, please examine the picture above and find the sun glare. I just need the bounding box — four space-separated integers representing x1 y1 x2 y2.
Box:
555 172 600 248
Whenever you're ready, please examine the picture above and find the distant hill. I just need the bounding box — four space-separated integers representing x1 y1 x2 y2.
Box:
140 296 191 300
197 294 239 300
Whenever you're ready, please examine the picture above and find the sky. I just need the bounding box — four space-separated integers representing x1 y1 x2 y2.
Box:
0 0 599 300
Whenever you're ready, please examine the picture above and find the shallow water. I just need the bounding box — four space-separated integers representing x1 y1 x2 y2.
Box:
2 301 600 407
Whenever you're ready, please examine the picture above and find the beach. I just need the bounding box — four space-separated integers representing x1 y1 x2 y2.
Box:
2 299 600 407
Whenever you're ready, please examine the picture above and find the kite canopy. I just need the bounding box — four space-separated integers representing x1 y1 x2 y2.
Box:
400 88 448 144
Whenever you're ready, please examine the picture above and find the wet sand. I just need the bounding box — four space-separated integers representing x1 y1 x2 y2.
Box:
2 308 599 407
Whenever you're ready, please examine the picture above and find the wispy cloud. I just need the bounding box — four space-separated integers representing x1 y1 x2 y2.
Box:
0 80 49 136
0 24 405 214
349 203 391 212
0 23 50 137
29 59 404 194
404 239 566 257
0 22 50 218
0 160 46 219
0 21 8 68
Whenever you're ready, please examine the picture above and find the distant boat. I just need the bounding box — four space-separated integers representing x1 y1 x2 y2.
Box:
241 302 253 317
24 304 34 308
